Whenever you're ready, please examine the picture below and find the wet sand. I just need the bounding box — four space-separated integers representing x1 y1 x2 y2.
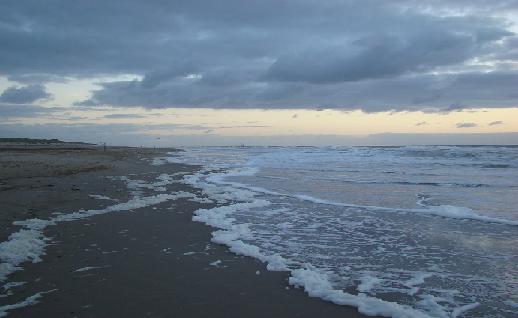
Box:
0 145 373 317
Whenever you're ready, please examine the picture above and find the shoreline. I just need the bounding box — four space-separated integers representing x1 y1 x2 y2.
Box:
0 146 373 317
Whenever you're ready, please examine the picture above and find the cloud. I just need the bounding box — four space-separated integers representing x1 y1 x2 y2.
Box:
0 1 517 111
103 113 148 119
0 104 62 118
265 25 511 84
415 121 428 126
456 122 478 128
488 120 504 126
76 71 518 111
0 85 51 104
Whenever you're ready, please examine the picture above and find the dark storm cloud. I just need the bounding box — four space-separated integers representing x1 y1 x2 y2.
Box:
1 0 517 111
0 84 51 104
78 71 518 111
265 23 512 83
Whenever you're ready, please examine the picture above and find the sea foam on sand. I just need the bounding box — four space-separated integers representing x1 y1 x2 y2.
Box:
160 147 516 317
180 166 465 318
0 173 197 313
0 290 56 317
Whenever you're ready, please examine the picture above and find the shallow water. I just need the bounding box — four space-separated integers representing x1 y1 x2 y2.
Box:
167 146 518 318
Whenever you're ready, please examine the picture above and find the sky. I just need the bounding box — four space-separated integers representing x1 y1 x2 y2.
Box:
1 0 518 146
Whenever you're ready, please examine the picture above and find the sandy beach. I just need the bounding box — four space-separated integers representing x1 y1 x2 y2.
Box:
0 144 372 318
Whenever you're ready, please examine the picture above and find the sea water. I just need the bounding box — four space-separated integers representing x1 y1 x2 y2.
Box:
165 146 518 318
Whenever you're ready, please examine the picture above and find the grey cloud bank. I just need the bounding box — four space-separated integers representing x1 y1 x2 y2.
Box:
1 0 517 112
0 84 51 104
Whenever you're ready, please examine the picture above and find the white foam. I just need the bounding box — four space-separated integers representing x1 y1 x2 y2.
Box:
416 294 450 317
183 165 291 273
151 154 185 166
88 195 118 201
209 260 222 267
404 272 433 296
0 225 51 282
422 205 518 226
152 147 518 317
175 147 518 227
292 193 518 226
53 191 195 223
74 266 101 273
289 267 431 318
2 282 25 291
175 158 426 317
188 196 214 204
184 167 443 317
194 203 289 272
0 289 56 317
451 302 480 318
0 174 196 287
358 274 382 293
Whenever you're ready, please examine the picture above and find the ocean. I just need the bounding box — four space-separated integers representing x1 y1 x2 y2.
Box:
162 145 518 318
